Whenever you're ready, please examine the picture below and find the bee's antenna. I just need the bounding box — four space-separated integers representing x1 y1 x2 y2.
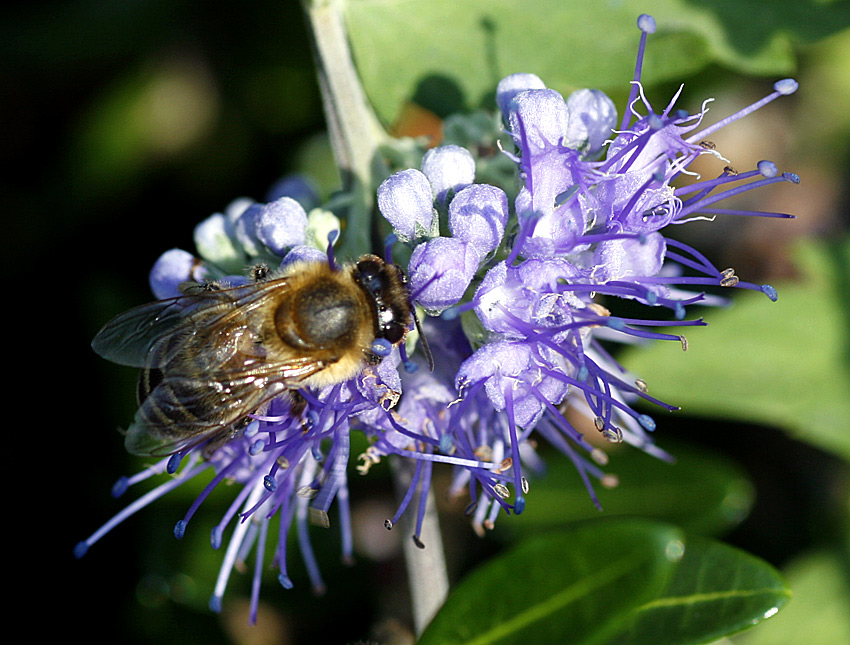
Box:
326 229 340 271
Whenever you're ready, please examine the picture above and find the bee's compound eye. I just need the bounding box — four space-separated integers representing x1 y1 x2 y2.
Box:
383 322 406 345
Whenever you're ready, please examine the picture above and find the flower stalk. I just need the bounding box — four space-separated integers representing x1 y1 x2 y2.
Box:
303 0 451 627
391 457 450 636
300 0 389 258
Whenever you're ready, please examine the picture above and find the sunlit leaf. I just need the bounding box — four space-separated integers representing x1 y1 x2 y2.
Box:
419 518 682 645
620 238 850 461
421 519 789 644
731 549 850 645
610 535 791 643
343 0 850 125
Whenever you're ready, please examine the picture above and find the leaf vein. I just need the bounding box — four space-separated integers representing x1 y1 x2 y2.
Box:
636 586 790 612
466 554 646 644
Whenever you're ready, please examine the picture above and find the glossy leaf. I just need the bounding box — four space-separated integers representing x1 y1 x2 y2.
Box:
620 238 850 461
420 519 789 644
731 549 850 645
343 0 850 125
419 518 683 645
611 535 791 643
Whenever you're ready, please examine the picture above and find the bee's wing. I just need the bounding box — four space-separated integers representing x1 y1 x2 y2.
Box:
91 277 290 368
124 354 331 457
91 297 191 367
93 275 321 457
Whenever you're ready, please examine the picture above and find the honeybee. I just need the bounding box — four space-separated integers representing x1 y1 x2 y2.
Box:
92 254 428 457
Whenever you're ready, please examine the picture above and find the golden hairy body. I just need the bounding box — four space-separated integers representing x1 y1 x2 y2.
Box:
92 255 415 456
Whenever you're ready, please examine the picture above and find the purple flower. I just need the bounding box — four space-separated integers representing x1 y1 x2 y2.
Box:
472 257 584 336
233 197 309 258
592 232 666 283
408 236 479 313
421 144 476 204
423 13 798 520
456 340 569 429
80 13 799 620
448 183 509 260
233 202 265 257
496 72 547 118
565 88 618 153
254 196 308 255
504 89 596 258
377 168 436 243
149 248 207 299
281 244 328 267
77 355 405 623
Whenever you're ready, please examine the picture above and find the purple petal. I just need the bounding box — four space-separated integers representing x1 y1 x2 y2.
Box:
421 145 476 204
565 89 617 152
377 169 436 242
149 248 206 299
448 184 509 259
409 237 479 312
593 232 666 281
496 73 547 118
255 197 308 255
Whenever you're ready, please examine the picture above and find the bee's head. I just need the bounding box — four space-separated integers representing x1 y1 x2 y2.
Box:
354 255 410 345
354 255 433 372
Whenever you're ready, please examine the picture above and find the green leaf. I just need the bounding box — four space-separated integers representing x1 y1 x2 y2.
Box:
503 442 754 537
343 0 850 126
731 549 850 645
610 535 791 644
620 238 850 461
421 519 789 644
419 518 683 645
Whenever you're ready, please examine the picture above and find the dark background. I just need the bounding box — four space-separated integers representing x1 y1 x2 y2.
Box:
5 2 847 643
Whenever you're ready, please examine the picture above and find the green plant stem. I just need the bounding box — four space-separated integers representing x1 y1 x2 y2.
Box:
391 457 450 637
301 0 389 259
301 0 449 632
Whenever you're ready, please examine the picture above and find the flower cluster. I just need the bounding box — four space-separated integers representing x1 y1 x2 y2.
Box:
77 14 799 622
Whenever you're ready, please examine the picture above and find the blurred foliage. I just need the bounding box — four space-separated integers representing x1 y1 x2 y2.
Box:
499 441 756 537
621 238 850 462
6 0 844 643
